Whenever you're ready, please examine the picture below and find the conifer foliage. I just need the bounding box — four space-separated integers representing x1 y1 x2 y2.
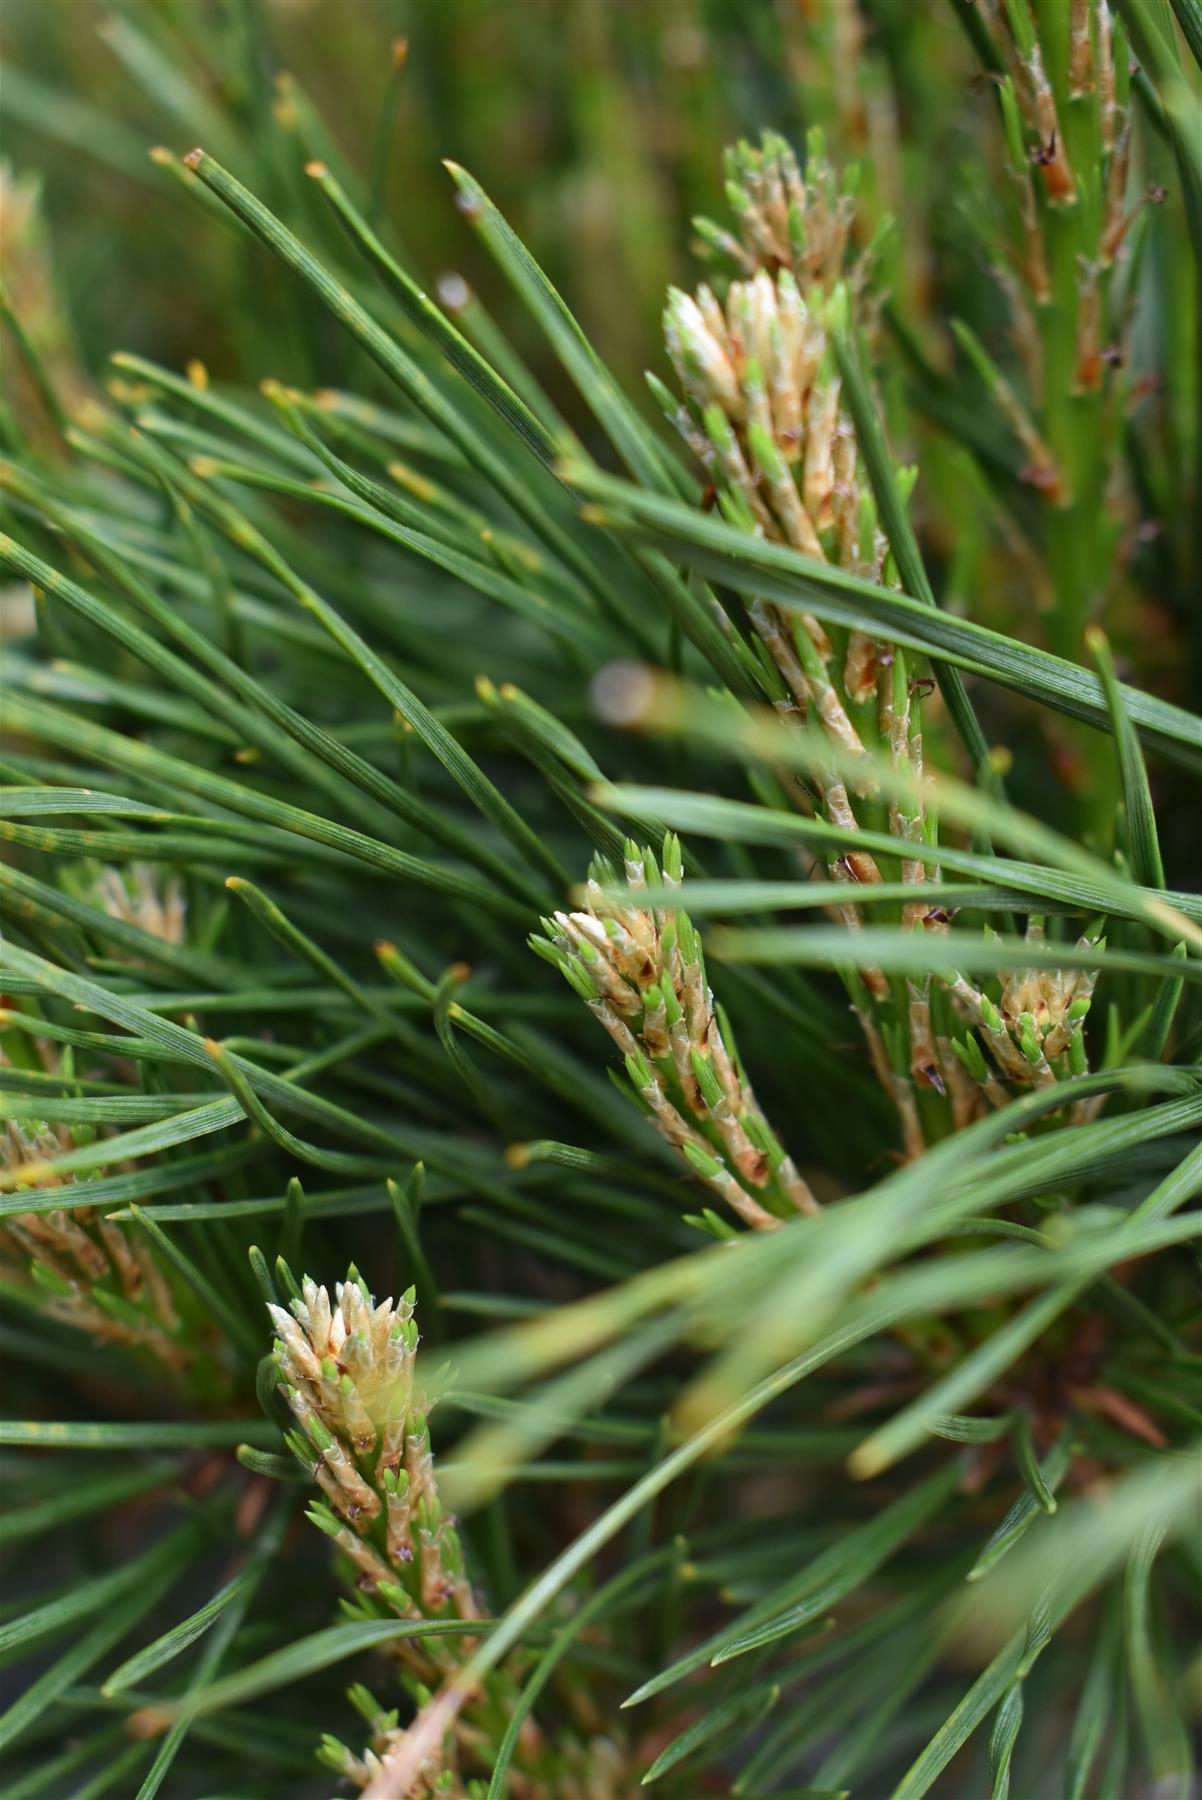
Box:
1 4 1199 1796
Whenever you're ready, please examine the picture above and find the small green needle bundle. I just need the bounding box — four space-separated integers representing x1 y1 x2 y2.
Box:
1 1121 194 1378
271 1271 471 1624
535 832 815 1228
272 1270 632 1798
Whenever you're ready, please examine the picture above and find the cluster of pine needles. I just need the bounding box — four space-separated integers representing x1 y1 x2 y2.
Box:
1 2 1200 1796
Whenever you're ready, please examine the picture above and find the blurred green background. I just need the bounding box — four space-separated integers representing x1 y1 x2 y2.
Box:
2 0 975 396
